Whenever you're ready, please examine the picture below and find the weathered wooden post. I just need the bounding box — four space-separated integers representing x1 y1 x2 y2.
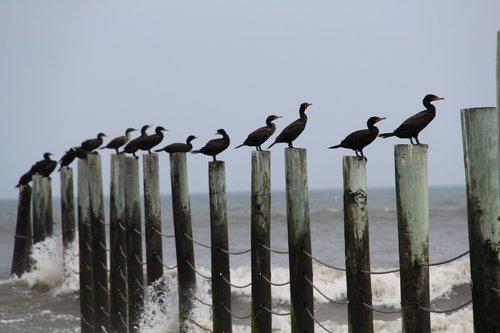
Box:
32 175 48 243
125 156 144 333
60 168 76 252
78 159 95 333
343 156 373 333
45 178 54 237
87 154 110 333
170 152 196 332
394 144 430 333
109 154 128 333
209 161 232 333
250 151 272 333
143 154 164 285
285 148 314 333
11 186 32 277
461 107 500 332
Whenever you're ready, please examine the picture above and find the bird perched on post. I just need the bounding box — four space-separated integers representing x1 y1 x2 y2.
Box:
122 124 151 157
192 129 230 161
81 132 107 152
328 116 386 160
235 115 282 151
379 94 444 144
30 152 57 178
267 103 312 149
58 148 77 171
101 127 137 153
155 135 197 154
138 126 168 153
15 170 33 188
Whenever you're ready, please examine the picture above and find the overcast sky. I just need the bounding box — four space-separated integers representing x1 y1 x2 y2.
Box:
1 1 499 200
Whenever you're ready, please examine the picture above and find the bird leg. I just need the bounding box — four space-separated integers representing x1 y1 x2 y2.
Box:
288 143 293 148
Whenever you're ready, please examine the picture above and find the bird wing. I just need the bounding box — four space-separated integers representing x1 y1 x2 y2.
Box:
395 110 433 132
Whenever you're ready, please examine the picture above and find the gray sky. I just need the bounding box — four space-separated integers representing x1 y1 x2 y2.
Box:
1 1 499 199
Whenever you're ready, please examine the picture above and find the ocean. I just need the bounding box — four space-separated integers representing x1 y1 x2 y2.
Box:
0 186 473 332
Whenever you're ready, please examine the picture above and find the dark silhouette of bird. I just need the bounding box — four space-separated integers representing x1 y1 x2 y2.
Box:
138 126 168 153
329 116 386 160
192 129 230 161
58 148 77 171
15 170 33 188
101 128 137 153
74 146 92 159
267 103 312 149
235 115 282 151
379 94 444 144
122 124 152 157
155 135 197 154
81 132 107 152
30 152 57 178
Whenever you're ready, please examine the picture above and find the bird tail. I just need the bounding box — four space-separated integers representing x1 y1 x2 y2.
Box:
328 144 341 149
267 142 276 149
191 150 200 154
234 144 244 149
99 146 106 150
154 148 163 153
378 132 394 138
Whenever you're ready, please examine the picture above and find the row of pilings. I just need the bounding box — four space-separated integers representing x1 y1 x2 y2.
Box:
11 107 500 332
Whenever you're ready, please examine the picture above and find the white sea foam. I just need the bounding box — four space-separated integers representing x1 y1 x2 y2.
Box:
21 237 64 289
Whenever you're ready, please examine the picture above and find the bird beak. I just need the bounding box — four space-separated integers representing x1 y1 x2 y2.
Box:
378 117 386 122
434 97 445 101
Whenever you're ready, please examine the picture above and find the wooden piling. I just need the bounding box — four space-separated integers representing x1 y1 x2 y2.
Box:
342 156 373 333
460 107 500 332
209 161 232 333
394 144 430 333
87 154 110 332
109 154 128 333
250 151 272 333
169 152 196 332
285 148 314 333
78 159 95 333
32 175 48 243
125 156 144 333
143 154 164 285
11 186 32 277
60 168 76 251
45 178 54 236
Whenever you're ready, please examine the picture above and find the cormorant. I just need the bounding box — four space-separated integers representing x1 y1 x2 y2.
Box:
267 103 312 148
30 152 57 178
155 135 197 154
328 116 386 160
101 128 137 153
235 115 282 151
138 126 168 153
58 148 77 171
81 132 107 152
74 146 92 159
192 129 230 161
122 125 151 157
379 94 444 144
15 170 33 188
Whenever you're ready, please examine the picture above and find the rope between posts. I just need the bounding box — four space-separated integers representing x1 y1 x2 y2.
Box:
260 304 290 316
219 246 251 255
223 303 254 320
155 253 177 270
220 274 252 289
360 267 400 275
418 299 473 314
186 260 212 280
193 294 213 307
303 275 349 305
184 232 212 249
419 250 470 267
189 318 212 332
152 227 175 238
362 301 402 314
305 306 334 333
260 243 288 254
260 273 290 286
302 249 346 272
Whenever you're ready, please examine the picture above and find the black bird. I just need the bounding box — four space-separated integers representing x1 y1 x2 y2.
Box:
58 148 77 171
192 129 230 161
74 146 92 159
328 116 386 160
81 132 107 152
235 115 282 151
155 135 197 154
101 128 137 153
30 152 57 178
138 126 168 153
15 170 33 188
379 94 444 144
122 125 151 157
268 103 312 149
